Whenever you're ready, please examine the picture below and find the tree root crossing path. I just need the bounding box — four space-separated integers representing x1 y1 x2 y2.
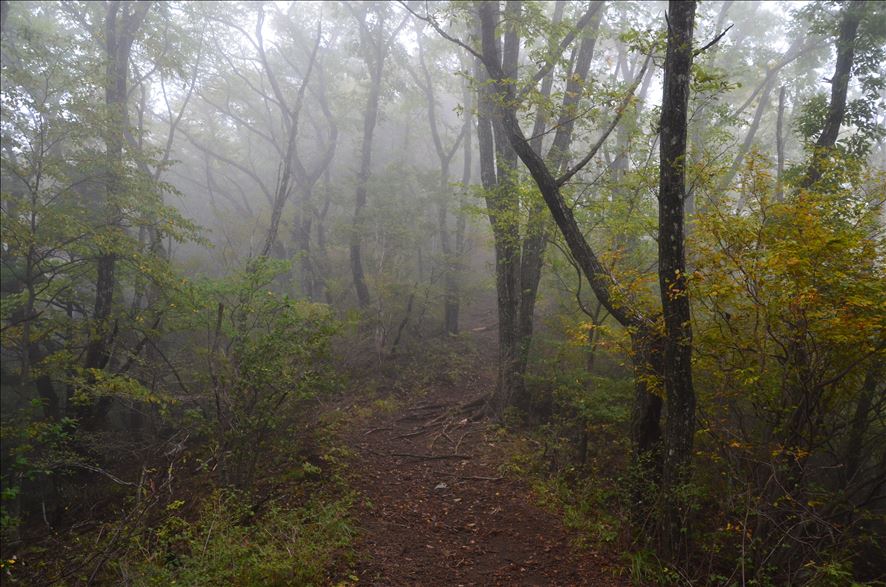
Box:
344 366 629 585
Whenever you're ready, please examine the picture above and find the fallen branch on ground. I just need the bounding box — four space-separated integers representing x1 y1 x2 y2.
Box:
455 429 474 454
395 427 435 439
440 471 503 482
408 402 452 412
391 452 471 461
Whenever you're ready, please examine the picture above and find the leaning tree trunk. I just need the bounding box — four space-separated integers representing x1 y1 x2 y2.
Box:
513 3 605 411
476 0 665 528
724 36 810 207
802 0 863 187
475 1 604 416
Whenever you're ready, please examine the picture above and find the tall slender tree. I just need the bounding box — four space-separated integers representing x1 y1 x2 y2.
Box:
348 3 406 308
657 0 697 558
408 32 467 334
802 0 864 187
469 1 606 414
81 0 152 428
472 0 661 453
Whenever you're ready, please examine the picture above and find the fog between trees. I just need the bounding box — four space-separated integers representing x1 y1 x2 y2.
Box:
1 1 884 584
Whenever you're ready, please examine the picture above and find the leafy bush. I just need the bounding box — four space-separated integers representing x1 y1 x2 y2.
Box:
184 258 341 488
122 489 355 586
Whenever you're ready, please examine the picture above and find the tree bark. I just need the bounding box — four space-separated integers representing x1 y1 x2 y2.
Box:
775 85 786 202
512 3 606 410
492 0 525 411
724 75 776 201
474 1 605 415
350 7 392 309
412 35 466 334
476 2 664 468
254 12 321 259
454 74 474 330
802 0 863 187
658 0 696 559
81 1 151 429
291 48 337 301
473 2 520 415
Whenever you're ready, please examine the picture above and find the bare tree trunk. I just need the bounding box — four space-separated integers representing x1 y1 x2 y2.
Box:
802 0 863 187
490 1 523 414
349 7 392 309
478 3 660 536
474 1 604 415
686 0 732 217
315 169 333 304
350 93 373 306
292 58 337 301
476 2 663 469
254 13 321 259
411 35 467 334
725 75 776 203
719 34 809 205
775 85 786 202
82 0 151 429
658 0 696 560
439 163 460 334
454 75 474 330
512 3 605 410
473 2 520 416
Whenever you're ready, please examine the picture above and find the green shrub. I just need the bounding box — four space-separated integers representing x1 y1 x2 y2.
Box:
125 489 355 586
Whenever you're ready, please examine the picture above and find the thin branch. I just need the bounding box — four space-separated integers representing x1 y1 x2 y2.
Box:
397 0 485 63
556 52 652 187
178 127 273 200
517 1 604 101
694 23 733 56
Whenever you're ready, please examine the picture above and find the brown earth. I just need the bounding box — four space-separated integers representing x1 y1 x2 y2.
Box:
342 321 630 586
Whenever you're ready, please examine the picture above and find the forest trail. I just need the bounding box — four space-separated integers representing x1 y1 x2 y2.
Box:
343 319 629 586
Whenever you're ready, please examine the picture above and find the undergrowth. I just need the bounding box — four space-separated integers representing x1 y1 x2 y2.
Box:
122 489 356 586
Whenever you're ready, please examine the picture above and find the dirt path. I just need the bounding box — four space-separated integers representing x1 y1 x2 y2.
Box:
344 326 629 585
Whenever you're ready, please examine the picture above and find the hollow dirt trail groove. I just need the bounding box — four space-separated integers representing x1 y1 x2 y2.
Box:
345 328 629 586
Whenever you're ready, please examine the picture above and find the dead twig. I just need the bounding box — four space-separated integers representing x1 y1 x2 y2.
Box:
408 402 451 412
396 409 449 423
395 427 435 440
429 421 453 451
455 429 474 454
391 452 471 461
440 472 503 482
